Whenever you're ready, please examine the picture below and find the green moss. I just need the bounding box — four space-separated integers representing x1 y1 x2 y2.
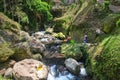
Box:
53 3 81 34
0 12 21 30
102 14 120 33
91 35 120 80
12 42 32 61
0 43 14 63
52 32 65 39
61 43 83 60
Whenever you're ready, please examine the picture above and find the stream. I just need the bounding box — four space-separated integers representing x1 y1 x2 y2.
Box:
33 31 88 80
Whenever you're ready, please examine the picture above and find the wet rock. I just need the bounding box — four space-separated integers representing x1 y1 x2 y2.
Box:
64 58 80 75
13 59 48 80
49 65 58 77
4 68 13 78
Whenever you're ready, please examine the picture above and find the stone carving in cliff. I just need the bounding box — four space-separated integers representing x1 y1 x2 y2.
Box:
13 59 48 80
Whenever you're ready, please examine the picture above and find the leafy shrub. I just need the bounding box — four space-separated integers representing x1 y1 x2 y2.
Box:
24 0 53 21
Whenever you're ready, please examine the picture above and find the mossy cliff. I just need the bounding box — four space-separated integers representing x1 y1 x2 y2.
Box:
53 0 95 42
86 15 120 80
0 12 21 63
53 0 82 34
86 34 120 80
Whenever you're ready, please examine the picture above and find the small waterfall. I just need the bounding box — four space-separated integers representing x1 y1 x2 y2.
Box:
80 67 87 76
47 65 79 80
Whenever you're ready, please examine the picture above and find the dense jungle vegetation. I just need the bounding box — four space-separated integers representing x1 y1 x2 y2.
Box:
0 0 120 80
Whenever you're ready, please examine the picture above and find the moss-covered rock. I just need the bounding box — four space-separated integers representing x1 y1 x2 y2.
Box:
88 35 120 80
53 2 82 34
11 42 32 61
0 43 14 63
0 12 22 62
102 14 120 33
52 32 65 39
0 12 21 42
0 13 21 31
61 43 83 60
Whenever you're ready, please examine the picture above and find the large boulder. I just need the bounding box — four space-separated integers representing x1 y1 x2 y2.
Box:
0 12 21 62
13 59 48 80
61 44 83 60
64 58 80 75
12 42 32 61
0 12 21 43
29 38 45 54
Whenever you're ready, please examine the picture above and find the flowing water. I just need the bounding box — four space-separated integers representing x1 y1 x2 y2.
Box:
47 65 79 80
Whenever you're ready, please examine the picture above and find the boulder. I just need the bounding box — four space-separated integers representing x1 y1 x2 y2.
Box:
64 58 80 75
61 44 83 60
12 42 32 61
0 43 14 63
29 38 45 53
20 31 31 42
32 31 45 38
0 13 21 43
13 59 48 80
